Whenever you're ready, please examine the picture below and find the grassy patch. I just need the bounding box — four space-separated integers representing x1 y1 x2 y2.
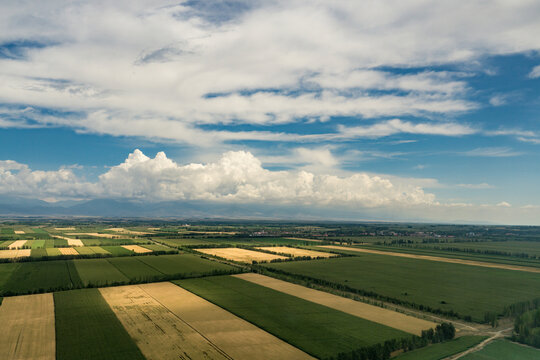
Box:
54 288 145 360
264 255 540 321
461 340 540 360
395 336 487 360
176 275 409 359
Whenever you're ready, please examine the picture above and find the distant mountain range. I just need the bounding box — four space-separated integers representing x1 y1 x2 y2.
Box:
0 196 364 220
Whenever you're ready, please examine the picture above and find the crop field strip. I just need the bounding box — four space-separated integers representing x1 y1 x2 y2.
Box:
8 240 27 249
196 247 288 262
394 335 487 359
0 293 55 360
176 275 410 359
55 288 145 360
234 273 436 335
264 255 540 321
320 245 540 273
51 235 84 247
256 246 338 258
460 339 540 360
121 244 152 253
99 284 232 360
0 249 31 259
0 254 238 295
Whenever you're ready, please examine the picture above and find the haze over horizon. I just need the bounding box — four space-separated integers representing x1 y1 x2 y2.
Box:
1 1 540 224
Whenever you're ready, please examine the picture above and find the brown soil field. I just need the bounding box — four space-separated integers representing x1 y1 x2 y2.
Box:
0 249 32 259
58 247 79 255
195 248 287 263
99 285 230 360
256 246 338 258
122 245 152 253
234 273 437 336
54 227 76 231
8 240 27 249
0 293 55 360
147 227 161 231
14 230 25 234
141 282 314 360
319 245 540 274
66 232 120 238
51 235 84 247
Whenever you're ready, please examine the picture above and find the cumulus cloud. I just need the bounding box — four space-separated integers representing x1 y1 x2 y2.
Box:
0 149 435 207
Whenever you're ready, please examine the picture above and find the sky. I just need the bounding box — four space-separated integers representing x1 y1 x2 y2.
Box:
1 0 540 224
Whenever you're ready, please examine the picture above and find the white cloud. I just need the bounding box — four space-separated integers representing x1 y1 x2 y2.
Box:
457 183 495 189
0 1 539 143
0 149 435 207
463 147 523 157
529 65 540 78
337 119 476 138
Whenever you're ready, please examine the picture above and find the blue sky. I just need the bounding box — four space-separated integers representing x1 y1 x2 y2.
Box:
1 1 540 224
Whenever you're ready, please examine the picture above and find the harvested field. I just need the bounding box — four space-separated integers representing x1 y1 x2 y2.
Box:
99 284 230 360
235 273 435 335
319 245 540 274
8 240 27 249
0 249 31 259
58 248 79 256
257 246 337 258
196 247 287 263
144 281 314 360
0 293 55 360
67 232 120 238
52 235 84 247
122 245 152 253
54 227 76 231
14 230 25 234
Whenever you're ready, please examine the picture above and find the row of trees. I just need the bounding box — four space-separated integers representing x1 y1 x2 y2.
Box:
327 323 455 360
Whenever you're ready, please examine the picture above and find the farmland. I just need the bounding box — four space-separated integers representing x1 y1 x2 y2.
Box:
176 275 410 359
263 254 540 321
1 221 540 359
460 340 540 360
55 289 145 360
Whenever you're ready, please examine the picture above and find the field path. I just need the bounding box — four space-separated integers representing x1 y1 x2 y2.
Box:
234 273 436 335
0 293 55 360
319 245 540 273
141 282 314 360
445 327 512 359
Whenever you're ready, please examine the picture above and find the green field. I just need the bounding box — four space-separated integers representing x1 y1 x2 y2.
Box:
176 275 410 359
54 288 145 360
31 239 45 248
46 248 61 256
264 254 540 321
140 244 175 252
416 241 540 258
1 260 82 295
30 248 48 258
106 257 163 279
395 336 487 360
74 259 129 286
135 253 234 275
461 340 540 360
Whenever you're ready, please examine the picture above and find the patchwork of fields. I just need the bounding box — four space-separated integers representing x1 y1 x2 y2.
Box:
2 222 540 359
264 254 540 321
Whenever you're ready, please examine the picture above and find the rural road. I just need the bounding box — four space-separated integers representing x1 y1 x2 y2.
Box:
444 327 513 360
